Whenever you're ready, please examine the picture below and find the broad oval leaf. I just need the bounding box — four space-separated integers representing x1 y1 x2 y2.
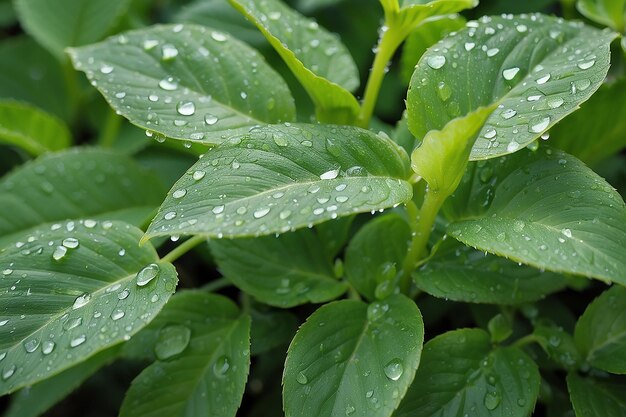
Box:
446 147 626 284
14 0 131 58
283 295 424 417
145 123 412 240
345 213 411 301
577 0 626 32
567 373 626 417
407 14 618 160
574 285 626 374
394 328 540 417
415 239 568 304
228 0 361 124
0 100 71 156
0 220 178 395
68 24 296 144
0 148 166 248
210 229 347 308
119 291 250 417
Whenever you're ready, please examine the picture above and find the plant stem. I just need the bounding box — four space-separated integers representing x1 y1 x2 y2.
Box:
512 334 542 348
400 190 446 292
161 235 206 263
358 25 404 127
201 277 233 292
98 109 122 148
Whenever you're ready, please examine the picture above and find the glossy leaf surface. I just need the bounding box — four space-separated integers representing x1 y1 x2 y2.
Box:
567 373 626 417
577 0 626 31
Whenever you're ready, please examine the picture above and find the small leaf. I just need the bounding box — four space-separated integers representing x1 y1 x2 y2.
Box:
574 285 626 374
119 291 250 417
283 295 424 417
0 148 166 248
380 0 477 37
345 213 411 301
14 0 132 58
0 100 71 155
408 14 618 160
567 372 626 417
68 24 295 144
0 220 178 395
487 314 513 343
533 322 581 370
210 229 347 308
414 239 568 304
446 147 626 285
145 123 412 240
577 0 626 32
394 329 540 417
228 0 361 124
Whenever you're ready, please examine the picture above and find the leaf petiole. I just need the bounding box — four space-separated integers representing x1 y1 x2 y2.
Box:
161 235 207 263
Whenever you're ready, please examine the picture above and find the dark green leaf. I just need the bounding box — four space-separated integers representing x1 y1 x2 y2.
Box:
345 214 411 301
577 0 625 31
315 215 354 259
533 323 581 370
228 0 361 124
408 14 617 160
574 285 626 374
0 148 166 248
119 292 250 417
395 329 540 417
446 147 626 284
0 220 178 395
145 124 412 240
567 372 626 417
210 229 347 308
283 295 424 417
68 24 295 144
14 0 132 58
0 100 71 156
250 306 298 355
414 239 568 304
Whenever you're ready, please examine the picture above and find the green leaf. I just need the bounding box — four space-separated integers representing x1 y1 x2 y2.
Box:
210 229 347 308
487 314 513 343
0 100 71 156
380 0 477 36
567 373 626 417
574 285 626 374
446 147 626 284
14 0 132 58
414 239 568 304
119 291 250 417
549 79 626 166
345 214 411 301
4 346 120 417
400 15 466 84
394 329 540 417
145 123 412 240
408 14 618 160
68 24 295 145
0 148 166 248
315 215 355 259
0 220 178 395
283 295 424 417
533 322 581 370
250 306 297 355
577 0 626 32
228 0 361 124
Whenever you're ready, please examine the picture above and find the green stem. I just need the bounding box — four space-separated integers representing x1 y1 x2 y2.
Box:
161 235 206 263
61 58 81 124
512 334 542 349
201 277 233 292
358 25 404 127
98 109 122 148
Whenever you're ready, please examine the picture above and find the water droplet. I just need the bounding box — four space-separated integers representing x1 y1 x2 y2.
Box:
0 320 8 326
158 76 179 91
501 109 517 119
507 141 520 152
84 219 97 228
577 60 595 70
42 341 55 355
211 31 227 42
212 205 225 215
527 94 542 101
366 390 374 398
574 79 591 91
52 246 67 261
486 48 499 57
151 294 159 303
136 263 159 286
176 101 196 116
464 42 475 51
118 289 130 300
23 338 39 353
529 116 551 133
161 44 178 60
2 365 16 380
345 405 356 415
320 168 340 180
254 207 270 218
164 211 177 220
279 210 291 220
536 74 551 84
427 55 446 69
192 170 206 181
143 39 159 50
437 81 452 101
204 114 218 125
0 352 5 361
268 11 282 20
72 293 91 309
383 358 404 381
296 371 308 384
118 249 126 256
70 335 86 348
64 317 82 330
240 91 247 99
502 67 519 80
173 189 187 199
149 94 159 102
547 97 564 109
484 129 497 139
2 269 12 276
561 228 572 238
154 324 191 360
62 238 79 249
484 391 502 410
273 134 288 147
213 355 230 376
100 64 114 74
516 24 528 32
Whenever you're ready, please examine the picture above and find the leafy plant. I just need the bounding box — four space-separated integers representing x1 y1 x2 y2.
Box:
1 0 625 416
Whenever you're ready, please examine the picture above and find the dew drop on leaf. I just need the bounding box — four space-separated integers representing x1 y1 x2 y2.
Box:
72 293 91 309
213 355 231 376
70 335 87 348
427 55 446 69
136 263 160 286
296 371 308 385
154 324 191 360
383 358 404 381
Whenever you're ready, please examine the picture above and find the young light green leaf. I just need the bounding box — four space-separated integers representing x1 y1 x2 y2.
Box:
345 213 411 301
0 220 178 395
567 373 626 417
577 0 626 32
394 329 540 417
228 0 361 124
446 147 626 285
408 14 618 160
380 0 477 37
68 24 295 144
574 285 626 374
4 346 120 417
14 0 131 58
210 229 347 308
0 100 71 155
119 292 250 417
0 148 166 248
145 124 412 240
549 79 626 166
411 105 494 196
283 295 424 417
414 239 568 304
